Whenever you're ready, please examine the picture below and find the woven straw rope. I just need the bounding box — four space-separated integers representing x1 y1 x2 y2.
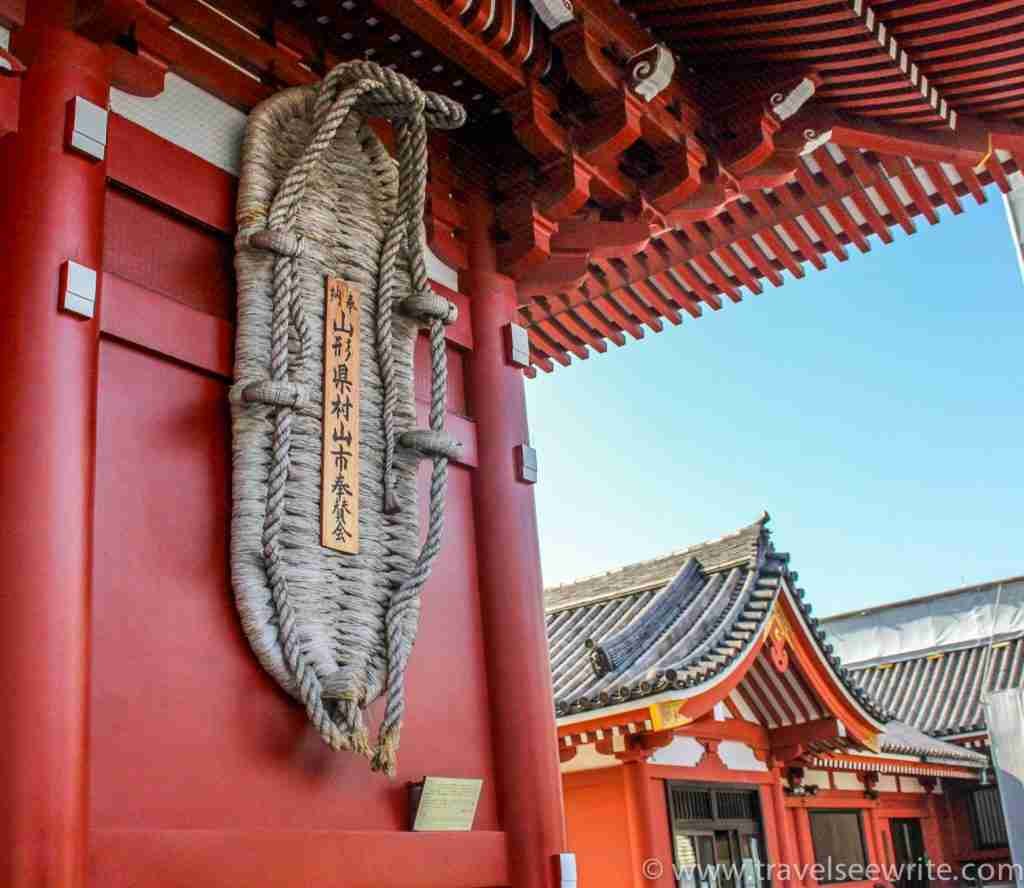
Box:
231 62 465 774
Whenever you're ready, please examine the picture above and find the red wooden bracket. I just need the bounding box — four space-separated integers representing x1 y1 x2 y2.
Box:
497 196 557 278
104 42 167 97
577 87 645 170
502 81 566 163
551 14 621 95
536 152 597 220
643 138 706 213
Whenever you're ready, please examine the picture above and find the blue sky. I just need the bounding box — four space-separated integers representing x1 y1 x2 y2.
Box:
525 194 1023 616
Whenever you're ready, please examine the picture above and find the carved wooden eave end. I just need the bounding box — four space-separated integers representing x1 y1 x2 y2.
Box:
529 0 575 31
628 44 675 103
768 74 821 123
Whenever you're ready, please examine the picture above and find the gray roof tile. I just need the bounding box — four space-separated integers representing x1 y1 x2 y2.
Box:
544 514 887 724
848 637 1024 739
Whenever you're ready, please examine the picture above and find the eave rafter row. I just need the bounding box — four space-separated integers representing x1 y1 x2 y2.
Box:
520 145 1021 373
34 0 1024 377
844 0 957 129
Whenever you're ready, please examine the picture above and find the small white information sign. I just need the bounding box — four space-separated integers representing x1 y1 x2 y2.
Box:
411 777 483 832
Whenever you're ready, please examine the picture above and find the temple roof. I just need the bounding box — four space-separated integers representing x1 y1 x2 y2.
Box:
545 516 989 769
545 514 883 723
878 721 992 766
825 579 1024 739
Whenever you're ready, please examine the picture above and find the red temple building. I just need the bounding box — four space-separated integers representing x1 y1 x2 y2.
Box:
1 2 1021 888
546 517 1010 888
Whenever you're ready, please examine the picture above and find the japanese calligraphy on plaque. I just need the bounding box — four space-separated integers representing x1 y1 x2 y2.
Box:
321 278 360 553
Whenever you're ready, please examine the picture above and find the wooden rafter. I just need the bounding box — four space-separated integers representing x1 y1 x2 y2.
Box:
521 147 1021 369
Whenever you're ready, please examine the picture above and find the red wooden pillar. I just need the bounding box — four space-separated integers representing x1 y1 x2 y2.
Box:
760 782 787 888
865 807 889 868
623 759 672 888
770 773 803 888
794 807 820 888
461 189 567 888
922 790 954 884
862 806 882 867
0 4 109 888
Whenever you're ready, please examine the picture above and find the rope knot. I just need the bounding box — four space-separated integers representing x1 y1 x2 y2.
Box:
230 379 308 408
399 429 462 462
236 228 305 259
399 293 459 326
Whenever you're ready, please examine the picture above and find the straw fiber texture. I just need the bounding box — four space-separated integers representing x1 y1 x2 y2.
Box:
230 62 464 774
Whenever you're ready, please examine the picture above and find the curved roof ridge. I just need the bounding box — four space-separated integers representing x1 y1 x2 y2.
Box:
586 557 702 678
544 512 770 613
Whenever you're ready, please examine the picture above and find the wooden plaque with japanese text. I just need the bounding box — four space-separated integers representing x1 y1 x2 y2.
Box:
321 278 360 553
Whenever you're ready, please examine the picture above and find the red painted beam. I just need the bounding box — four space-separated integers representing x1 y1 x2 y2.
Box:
596 292 645 341
650 269 703 317
553 309 609 354
92 829 509 888
101 272 233 377
571 301 627 347
846 150 916 235
107 113 236 233
768 717 846 751
673 260 723 311
776 183 847 263
632 279 683 326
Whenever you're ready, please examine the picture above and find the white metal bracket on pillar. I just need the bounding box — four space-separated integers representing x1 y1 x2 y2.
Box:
60 260 98 319
556 852 578 888
65 95 108 161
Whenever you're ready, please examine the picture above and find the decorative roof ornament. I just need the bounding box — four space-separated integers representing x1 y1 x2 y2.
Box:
768 609 792 673
627 44 675 102
529 0 574 30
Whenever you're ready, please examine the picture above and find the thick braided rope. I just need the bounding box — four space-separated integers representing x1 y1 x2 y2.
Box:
260 77 387 755
309 63 465 773
370 90 456 776
373 316 449 774
255 62 464 764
